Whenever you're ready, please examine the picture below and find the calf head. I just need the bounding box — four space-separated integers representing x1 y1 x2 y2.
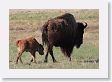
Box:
75 22 87 48
37 44 44 55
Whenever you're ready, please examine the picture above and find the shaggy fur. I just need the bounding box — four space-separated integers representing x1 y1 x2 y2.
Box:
42 13 87 62
16 37 44 64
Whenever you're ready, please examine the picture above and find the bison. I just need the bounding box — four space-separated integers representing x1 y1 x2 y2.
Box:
42 13 87 63
15 37 44 64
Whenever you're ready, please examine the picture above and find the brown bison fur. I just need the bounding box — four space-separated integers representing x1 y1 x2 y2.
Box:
42 13 87 62
16 37 44 64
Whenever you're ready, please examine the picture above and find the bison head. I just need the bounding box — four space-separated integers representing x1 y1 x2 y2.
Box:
37 44 44 55
75 22 87 48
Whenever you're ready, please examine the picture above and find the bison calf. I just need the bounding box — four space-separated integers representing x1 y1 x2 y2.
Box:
16 37 44 64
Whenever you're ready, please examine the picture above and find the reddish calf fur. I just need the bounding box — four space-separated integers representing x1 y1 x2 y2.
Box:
16 37 44 64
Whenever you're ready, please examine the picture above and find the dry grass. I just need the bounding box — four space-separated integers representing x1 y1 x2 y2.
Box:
9 9 99 69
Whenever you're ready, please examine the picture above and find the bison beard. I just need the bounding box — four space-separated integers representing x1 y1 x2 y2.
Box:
42 13 87 62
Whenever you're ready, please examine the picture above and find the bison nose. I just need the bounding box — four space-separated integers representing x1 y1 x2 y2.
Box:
41 52 44 55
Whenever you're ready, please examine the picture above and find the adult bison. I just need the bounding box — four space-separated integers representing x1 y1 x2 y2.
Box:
42 13 87 63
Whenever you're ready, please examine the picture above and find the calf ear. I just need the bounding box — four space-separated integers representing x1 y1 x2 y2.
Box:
84 22 87 28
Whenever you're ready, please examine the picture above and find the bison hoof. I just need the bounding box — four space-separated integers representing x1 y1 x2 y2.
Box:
44 60 48 63
53 60 57 63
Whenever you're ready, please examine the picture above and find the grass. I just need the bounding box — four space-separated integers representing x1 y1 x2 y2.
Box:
9 9 99 69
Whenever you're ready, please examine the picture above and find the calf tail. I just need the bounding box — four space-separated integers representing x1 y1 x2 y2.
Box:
16 40 21 47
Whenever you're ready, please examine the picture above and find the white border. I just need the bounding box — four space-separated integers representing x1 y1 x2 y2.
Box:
0 0 108 78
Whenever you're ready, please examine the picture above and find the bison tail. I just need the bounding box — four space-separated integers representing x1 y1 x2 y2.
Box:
42 24 49 46
41 21 49 46
42 31 48 46
60 46 74 58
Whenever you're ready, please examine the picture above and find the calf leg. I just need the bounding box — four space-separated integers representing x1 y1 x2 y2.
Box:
16 52 23 64
29 58 33 65
30 58 33 62
19 57 23 64
44 52 48 63
30 51 36 64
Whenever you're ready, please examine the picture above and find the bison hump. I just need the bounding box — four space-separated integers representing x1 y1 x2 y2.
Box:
48 19 67 32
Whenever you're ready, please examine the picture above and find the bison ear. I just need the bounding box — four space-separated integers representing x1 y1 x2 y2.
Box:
83 22 87 28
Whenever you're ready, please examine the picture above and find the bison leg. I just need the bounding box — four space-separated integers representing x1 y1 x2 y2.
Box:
66 51 71 61
49 50 57 63
61 47 72 61
65 52 71 61
69 56 71 61
44 44 49 63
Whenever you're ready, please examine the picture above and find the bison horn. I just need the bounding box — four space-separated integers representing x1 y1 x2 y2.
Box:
84 22 87 28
